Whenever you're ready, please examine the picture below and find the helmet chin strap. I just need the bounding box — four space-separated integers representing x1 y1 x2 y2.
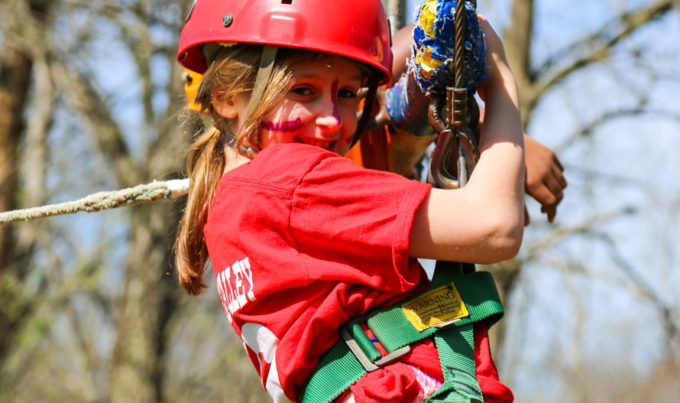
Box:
242 45 279 154
352 69 380 147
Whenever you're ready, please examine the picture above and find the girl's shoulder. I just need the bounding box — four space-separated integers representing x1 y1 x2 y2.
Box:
259 143 342 170
216 143 357 193
217 142 422 201
233 143 356 179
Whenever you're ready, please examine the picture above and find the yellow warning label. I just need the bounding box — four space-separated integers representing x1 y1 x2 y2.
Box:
402 283 469 332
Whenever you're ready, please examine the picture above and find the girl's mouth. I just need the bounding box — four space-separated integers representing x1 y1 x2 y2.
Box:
296 138 336 150
262 118 304 132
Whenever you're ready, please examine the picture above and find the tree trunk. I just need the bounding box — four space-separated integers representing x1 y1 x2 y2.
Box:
106 1 191 399
109 203 181 403
0 47 32 270
0 0 54 380
504 0 535 129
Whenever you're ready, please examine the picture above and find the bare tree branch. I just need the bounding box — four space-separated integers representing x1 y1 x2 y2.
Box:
533 1 676 107
595 230 678 341
557 106 680 153
50 60 140 187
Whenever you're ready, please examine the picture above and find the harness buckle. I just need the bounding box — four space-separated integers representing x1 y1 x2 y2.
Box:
340 313 411 372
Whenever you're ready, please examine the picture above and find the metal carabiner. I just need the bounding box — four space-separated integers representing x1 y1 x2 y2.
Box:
427 88 479 189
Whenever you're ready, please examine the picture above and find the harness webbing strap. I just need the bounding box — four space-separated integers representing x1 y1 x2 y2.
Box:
427 261 483 402
301 340 368 403
245 45 278 124
367 270 503 352
429 324 483 403
301 268 502 403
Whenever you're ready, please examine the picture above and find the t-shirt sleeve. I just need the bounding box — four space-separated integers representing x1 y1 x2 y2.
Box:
289 154 432 292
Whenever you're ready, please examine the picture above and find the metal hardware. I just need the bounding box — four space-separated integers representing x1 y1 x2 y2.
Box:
222 14 233 27
427 0 481 190
340 313 412 372
427 88 479 189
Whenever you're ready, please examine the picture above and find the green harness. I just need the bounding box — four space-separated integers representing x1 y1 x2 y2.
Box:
301 261 504 403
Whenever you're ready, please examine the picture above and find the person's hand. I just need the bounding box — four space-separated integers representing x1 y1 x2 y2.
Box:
524 135 567 223
360 87 391 130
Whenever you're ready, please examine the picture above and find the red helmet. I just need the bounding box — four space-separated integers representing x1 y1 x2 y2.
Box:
177 0 393 84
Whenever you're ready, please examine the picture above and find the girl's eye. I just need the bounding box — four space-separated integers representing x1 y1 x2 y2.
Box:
338 88 358 99
292 86 314 96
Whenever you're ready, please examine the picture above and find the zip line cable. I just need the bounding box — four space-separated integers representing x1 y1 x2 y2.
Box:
0 179 189 225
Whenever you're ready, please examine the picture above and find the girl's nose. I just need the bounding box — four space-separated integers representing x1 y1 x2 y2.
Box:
315 89 342 133
315 115 341 133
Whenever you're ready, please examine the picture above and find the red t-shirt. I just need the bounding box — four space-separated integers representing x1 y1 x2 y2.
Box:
203 143 512 402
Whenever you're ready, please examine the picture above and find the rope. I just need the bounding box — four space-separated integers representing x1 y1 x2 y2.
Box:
0 178 189 225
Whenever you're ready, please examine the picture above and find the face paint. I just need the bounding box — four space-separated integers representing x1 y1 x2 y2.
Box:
262 118 304 132
330 79 340 123
256 56 363 154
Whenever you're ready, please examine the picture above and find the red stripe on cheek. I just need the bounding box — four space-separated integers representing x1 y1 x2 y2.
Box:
262 118 304 132
331 80 340 123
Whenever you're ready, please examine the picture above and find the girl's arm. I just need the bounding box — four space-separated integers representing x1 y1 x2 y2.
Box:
393 22 565 225
409 16 525 264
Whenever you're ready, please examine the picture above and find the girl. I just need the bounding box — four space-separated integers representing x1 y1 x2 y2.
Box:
175 0 523 402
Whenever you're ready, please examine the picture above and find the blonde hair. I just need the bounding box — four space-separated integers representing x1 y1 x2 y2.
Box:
175 44 295 294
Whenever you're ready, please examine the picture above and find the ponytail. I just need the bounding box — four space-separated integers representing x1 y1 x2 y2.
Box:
175 126 225 294
174 44 261 295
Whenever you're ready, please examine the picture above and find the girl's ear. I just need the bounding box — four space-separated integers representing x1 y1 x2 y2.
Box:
211 95 240 119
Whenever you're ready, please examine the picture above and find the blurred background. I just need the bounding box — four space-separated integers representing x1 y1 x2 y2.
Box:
0 0 678 402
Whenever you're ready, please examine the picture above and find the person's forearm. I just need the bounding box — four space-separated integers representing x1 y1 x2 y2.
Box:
477 58 524 168
469 42 525 240
392 23 414 79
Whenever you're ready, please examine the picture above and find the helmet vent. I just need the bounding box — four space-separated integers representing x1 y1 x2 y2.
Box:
281 0 292 4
